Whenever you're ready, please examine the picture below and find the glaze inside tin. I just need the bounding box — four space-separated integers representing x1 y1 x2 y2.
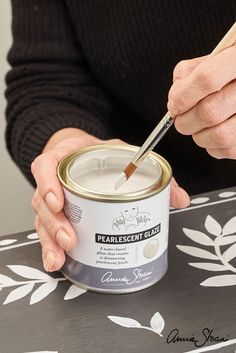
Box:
68 148 162 194
58 145 171 201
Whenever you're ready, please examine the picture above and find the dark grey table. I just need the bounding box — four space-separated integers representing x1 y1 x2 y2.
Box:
0 187 236 353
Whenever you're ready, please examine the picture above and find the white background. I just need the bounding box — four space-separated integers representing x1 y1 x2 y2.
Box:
0 1 34 236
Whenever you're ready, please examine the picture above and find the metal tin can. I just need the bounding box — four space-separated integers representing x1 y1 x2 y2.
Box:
57 145 172 293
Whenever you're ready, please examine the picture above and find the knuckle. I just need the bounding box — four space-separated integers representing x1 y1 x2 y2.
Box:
211 122 235 148
225 148 236 159
173 60 189 79
44 216 56 235
197 98 220 126
195 66 219 93
192 134 203 147
206 148 220 159
31 154 44 175
171 91 187 113
31 193 41 212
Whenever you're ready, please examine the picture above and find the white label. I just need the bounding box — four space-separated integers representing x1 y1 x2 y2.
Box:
63 186 170 270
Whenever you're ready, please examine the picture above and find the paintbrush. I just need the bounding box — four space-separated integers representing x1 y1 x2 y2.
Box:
115 21 236 190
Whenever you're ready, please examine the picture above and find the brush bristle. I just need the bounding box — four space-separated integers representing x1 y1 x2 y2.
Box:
114 172 127 190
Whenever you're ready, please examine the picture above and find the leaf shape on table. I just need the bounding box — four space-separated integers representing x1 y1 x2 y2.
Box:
7 265 52 280
24 351 58 353
3 283 34 305
223 217 236 236
189 262 227 272
30 280 58 305
204 215 222 236
218 191 236 198
108 316 141 328
0 239 17 246
220 235 236 245
0 274 16 285
27 232 39 240
201 274 236 287
64 284 87 300
191 197 209 204
223 243 236 262
182 228 214 246
176 245 218 260
150 312 165 336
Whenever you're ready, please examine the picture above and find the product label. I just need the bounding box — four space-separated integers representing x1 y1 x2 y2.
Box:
62 185 170 291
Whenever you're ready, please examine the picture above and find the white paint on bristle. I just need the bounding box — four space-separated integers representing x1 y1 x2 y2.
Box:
114 172 127 190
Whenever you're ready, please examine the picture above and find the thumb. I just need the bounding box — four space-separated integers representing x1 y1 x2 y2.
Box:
170 177 190 209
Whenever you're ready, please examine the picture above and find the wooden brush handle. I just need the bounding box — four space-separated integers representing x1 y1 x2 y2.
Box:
210 21 236 57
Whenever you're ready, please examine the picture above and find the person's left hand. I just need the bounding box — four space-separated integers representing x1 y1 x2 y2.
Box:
167 44 236 159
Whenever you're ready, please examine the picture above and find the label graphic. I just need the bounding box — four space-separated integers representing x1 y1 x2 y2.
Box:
112 206 151 231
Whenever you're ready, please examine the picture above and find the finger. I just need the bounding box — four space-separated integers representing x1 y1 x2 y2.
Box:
168 45 236 116
206 146 236 159
175 81 236 135
104 138 127 145
32 193 77 252
173 56 207 82
192 114 236 150
170 178 190 209
37 219 65 272
31 150 65 213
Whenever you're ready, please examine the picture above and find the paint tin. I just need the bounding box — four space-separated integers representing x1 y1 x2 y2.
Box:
57 145 172 293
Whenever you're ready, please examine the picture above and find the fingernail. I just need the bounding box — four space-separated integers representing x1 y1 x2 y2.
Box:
45 192 60 213
44 250 56 272
56 230 71 251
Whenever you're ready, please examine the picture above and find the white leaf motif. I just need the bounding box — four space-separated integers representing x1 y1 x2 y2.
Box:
0 239 17 246
7 265 52 280
220 235 236 245
191 197 209 204
30 280 58 305
3 283 34 305
0 274 16 285
223 243 236 262
201 275 236 287
64 284 87 300
189 262 227 271
150 312 165 336
183 228 214 246
108 316 141 328
176 245 218 260
27 232 39 240
24 351 58 353
219 191 236 198
204 215 222 236
223 217 236 235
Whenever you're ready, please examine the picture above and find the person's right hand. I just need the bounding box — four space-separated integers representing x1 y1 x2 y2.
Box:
31 128 189 273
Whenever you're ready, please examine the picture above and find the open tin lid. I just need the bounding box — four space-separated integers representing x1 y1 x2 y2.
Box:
57 145 172 202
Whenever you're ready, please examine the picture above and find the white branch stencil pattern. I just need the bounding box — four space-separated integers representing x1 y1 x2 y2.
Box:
0 265 86 305
108 311 165 336
177 215 236 287
0 232 40 253
108 310 236 352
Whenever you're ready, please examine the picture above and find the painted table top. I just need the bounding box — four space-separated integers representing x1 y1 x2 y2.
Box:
0 187 236 353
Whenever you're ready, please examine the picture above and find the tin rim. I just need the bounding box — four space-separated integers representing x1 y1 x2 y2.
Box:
57 144 172 202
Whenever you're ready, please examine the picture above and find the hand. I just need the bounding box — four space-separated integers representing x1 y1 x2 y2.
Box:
168 44 236 159
31 128 189 273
